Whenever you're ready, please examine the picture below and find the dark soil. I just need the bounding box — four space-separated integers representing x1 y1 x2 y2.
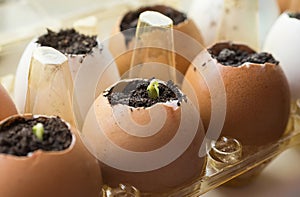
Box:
288 12 300 20
36 28 97 55
104 79 186 108
0 116 72 156
120 5 187 45
208 46 279 67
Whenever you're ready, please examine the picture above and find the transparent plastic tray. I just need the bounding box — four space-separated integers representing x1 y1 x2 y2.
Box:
100 125 300 196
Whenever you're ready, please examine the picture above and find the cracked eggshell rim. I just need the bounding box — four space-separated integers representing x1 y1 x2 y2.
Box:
184 42 290 146
80 78 206 193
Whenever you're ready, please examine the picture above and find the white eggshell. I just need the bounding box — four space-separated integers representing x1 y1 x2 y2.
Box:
263 13 300 99
73 42 121 129
14 39 37 114
259 0 280 46
14 38 120 126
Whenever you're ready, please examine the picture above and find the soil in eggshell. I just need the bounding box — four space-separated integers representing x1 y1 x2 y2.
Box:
208 44 279 66
0 116 72 156
104 79 186 108
36 28 97 55
288 12 300 20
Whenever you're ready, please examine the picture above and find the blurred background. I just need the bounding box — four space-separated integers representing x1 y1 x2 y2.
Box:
0 0 184 77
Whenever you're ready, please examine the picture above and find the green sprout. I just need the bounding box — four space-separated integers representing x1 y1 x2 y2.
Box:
147 79 160 99
32 123 44 141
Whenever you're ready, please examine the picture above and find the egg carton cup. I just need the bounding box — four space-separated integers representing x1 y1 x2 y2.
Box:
101 125 300 196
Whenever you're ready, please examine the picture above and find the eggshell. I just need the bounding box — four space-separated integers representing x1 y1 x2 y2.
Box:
109 6 204 77
0 84 17 121
277 0 290 12
183 42 290 146
0 114 103 197
277 0 300 12
263 12 300 100
14 36 120 115
80 79 206 193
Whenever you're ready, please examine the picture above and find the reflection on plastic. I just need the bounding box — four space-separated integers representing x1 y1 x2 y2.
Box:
129 11 176 83
208 136 242 170
102 184 140 197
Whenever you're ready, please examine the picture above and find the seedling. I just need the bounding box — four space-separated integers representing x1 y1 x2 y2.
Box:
147 79 160 99
32 123 44 141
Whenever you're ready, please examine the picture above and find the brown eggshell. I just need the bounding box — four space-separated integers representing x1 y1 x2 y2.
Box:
82 79 206 193
109 13 204 77
277 0 300 12
184 42 290 146
0 114 103 197
277 0 290 12
0 84 17 121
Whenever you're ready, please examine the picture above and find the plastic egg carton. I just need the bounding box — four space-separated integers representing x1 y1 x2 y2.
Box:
1 1 300 196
